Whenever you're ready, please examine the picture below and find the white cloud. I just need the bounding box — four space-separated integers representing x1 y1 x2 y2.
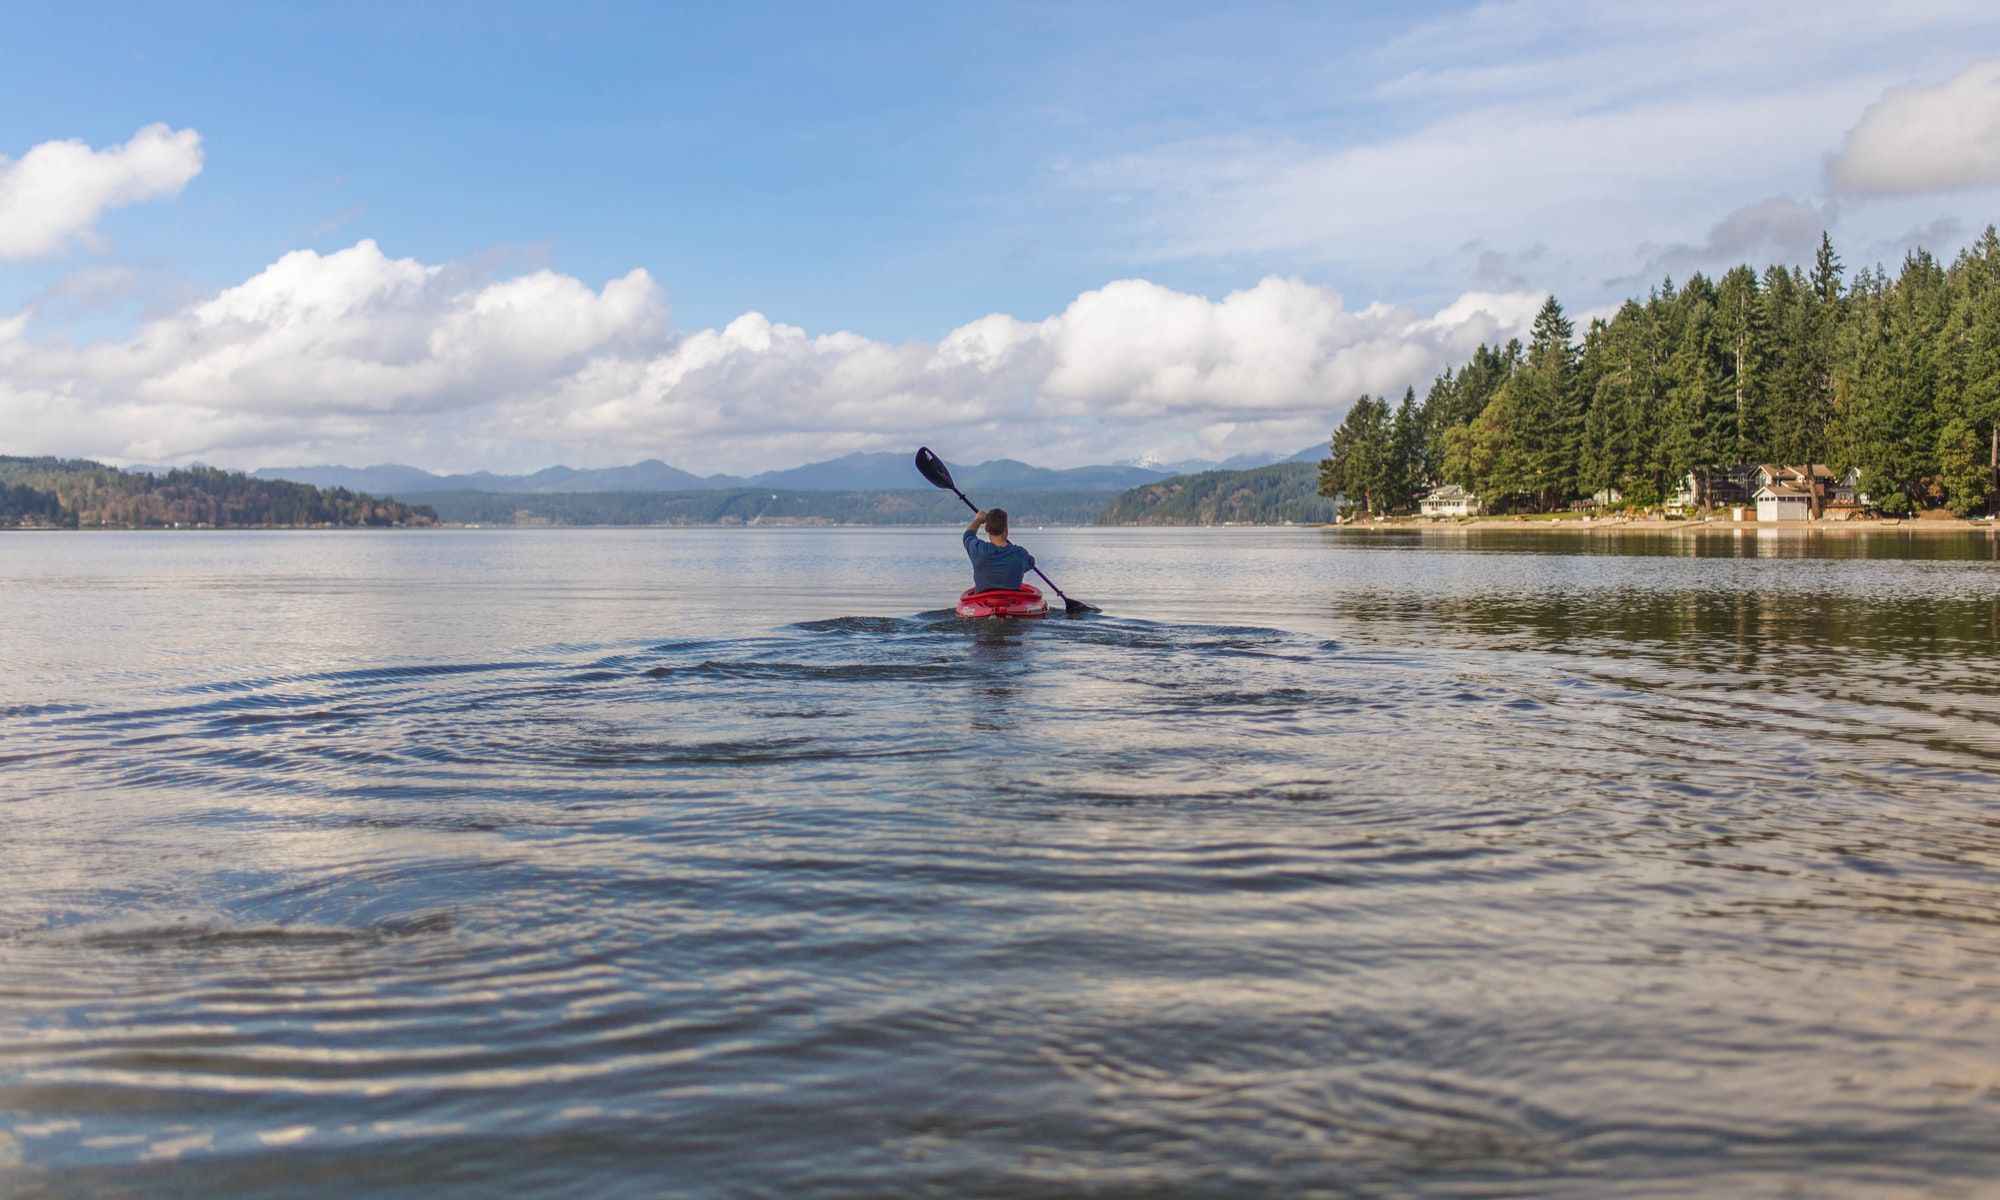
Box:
0 242 1540 473
1830 61 2000 195
0 124 203 259
1066 2 2000 306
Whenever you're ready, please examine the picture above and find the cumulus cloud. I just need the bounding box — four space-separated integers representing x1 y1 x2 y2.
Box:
0 241 1540 473
0 124 204 259
1831 61 2000 195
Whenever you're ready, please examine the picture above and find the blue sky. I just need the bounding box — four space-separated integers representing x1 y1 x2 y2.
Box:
4 1 2000 472
2 2 1446 335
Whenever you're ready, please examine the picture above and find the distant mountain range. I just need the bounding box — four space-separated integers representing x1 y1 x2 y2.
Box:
1127 445 1325 474
245 444 1328 497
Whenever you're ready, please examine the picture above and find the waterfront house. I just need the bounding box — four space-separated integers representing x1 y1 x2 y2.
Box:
1756 464 1837 492
1754 483 1812 522
1420 485 1480 518
1666 466 1759 513
1750 465 1871 518
1828 467 1869 509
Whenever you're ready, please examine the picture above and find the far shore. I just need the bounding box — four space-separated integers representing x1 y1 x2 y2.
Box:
1324 514 1999 534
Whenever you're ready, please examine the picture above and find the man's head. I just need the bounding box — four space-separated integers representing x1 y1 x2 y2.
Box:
986 508 1009 538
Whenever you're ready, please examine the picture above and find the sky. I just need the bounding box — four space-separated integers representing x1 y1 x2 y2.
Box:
4 0 2000 474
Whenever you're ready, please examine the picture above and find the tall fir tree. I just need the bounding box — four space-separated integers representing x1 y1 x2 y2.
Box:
1320 395 1394 515
1714 265 1770 463
1388 386 1425 512
1518 295 1581 509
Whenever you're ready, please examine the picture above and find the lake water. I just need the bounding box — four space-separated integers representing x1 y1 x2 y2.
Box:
3 526 1998 1197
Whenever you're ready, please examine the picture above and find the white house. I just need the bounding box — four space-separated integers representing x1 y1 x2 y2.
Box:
1754 483 1812 522
1420 485 1481 518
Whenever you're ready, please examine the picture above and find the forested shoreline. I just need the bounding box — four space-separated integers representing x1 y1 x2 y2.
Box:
0 457 437 529
1321 230 2000 517
1096 462 1335 525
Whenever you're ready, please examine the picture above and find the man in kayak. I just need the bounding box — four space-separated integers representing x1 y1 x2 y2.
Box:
963 508 1034 591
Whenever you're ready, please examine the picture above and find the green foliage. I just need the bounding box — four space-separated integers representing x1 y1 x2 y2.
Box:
1102 463 1338 525
1444 377 1531 507
0 481 70 527
1317 389 1427 516
1937 418 1992 516
1363 226 2000 517
1422 341 1517 486
1516 295 1583 509
1388 387 1425 513
1320 395 1392 514
0 456 437 529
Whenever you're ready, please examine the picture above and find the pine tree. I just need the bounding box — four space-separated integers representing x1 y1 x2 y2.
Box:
1811 231 1845 305
1955 227 2000 512
1663 290 1729 505
1517 295 1581 509
1320 395 1394 516
1444 378 1531 507
1388 386 1424 512
1715 265 1769 463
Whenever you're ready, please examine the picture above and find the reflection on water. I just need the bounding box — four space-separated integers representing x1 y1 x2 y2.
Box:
1 528 1997 1197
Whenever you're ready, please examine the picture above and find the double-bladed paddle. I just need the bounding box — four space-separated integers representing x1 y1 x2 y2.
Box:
915 447 1100 616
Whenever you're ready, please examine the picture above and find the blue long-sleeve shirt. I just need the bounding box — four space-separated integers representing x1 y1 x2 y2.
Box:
963 530 1035 590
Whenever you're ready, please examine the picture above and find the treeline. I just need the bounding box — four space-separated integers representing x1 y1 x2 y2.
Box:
413 488 1113 526
0 457 437 528
1322 229 2000 517
1096 462 1337 525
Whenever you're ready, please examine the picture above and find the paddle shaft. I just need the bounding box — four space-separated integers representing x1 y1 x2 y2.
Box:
949 487 1080 607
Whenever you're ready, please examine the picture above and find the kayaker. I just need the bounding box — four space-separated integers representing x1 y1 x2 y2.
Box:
963 509 1035 591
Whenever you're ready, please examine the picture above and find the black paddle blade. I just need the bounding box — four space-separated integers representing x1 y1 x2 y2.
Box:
914 447 956 490
1063 597 1100 616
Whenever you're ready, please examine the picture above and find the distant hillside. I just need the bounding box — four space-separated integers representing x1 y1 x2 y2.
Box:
950 458 1169 492
1097 462 1337 525
249 446 1331 503
1 456 436 529
416 488 1114 527
254 450 1181 496
733 452 1167 493
255 459 727 494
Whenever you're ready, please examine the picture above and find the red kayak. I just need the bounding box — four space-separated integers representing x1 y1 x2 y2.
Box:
956 584 1049 619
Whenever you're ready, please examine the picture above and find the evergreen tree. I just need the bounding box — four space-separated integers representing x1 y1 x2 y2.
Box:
1715 265 1769 462
1444 378 1530 507
1836 254 1950 512
1319 395 1394 515
1811 231 1845 305
1401 225 1996 519
1517 295 1581 509
1952 227 2000 512
1938 418 1992 516
1388 386 1425 512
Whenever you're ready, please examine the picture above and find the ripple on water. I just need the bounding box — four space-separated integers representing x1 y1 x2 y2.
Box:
2 591 1998 1196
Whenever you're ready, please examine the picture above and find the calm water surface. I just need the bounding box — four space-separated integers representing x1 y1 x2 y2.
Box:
3 527 1998 1197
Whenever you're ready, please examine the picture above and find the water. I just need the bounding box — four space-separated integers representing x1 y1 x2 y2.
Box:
3 527 1998 1197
